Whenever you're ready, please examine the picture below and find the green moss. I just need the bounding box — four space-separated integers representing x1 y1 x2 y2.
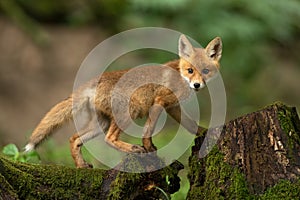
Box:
107 154 181 200
187 147 251 199
0 155 105 199
278 105 300 144
0 173 19 199
108 171 142 200
107 155 144 200
1 152 183 199
277 104 300 162
259 179 300 199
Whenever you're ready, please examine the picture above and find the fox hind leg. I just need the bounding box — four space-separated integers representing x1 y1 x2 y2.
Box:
70 127 101 168
70 132 93 168
70 115 109 168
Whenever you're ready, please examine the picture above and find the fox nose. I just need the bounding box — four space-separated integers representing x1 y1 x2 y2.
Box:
194 83 201 89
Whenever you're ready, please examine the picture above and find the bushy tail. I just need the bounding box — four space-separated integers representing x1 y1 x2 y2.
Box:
25 97 73 152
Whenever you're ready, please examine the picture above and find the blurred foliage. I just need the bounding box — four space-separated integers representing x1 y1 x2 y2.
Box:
0 0 127 27
123 0 300 102
122 0 300 115
1 0 299 114
2 143 40 163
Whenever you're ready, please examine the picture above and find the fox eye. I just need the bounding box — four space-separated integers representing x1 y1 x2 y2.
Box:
187 68 193 74
202 68 210 74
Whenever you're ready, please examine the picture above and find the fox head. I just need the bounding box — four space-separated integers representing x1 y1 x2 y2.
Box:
178 35 222 91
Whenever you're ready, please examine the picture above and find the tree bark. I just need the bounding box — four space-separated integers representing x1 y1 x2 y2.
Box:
188 102 300 199
0 153 183 200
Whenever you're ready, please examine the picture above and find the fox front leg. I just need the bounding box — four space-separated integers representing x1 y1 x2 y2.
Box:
142 104 164 152
167 105 206 136
105 120 147 153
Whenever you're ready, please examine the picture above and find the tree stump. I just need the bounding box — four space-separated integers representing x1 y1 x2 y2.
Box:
188 102 300 199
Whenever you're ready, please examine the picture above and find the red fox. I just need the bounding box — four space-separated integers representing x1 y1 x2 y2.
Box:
25 35 222 168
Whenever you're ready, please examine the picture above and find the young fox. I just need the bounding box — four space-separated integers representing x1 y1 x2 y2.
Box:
25 35 222 168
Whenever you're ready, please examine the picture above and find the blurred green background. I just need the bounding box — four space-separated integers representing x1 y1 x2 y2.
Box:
1 0 300 199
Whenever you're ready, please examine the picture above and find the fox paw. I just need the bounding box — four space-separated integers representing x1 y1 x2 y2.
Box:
77 162 93 169
131 145 147 153
144 145 157 153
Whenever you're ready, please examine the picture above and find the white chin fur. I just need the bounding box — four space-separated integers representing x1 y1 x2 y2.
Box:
24 143 35 152
190 83 196 89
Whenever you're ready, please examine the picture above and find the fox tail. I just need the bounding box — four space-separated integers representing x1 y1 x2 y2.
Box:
24 97 73 152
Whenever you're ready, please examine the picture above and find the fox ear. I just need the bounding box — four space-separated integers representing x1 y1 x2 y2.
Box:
206 37 222 62
178 35 194 58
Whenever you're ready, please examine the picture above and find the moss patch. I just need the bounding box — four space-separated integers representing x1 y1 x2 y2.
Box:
0 154 105 199
0 173 19 200
277 103 300 151
107 154 183 200
259 179 300 199
1 153 183 199
187 147 251 199
187 145 300 200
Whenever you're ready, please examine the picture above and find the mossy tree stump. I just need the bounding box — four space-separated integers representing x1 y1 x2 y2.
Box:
188 102 300 199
